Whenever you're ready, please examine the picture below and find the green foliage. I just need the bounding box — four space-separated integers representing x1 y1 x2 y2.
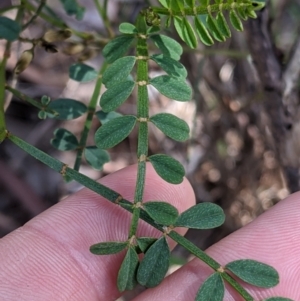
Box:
90 241 128 255
195 273 225 301
1 1 292 301
148 154 185 184
150 113 190 141
69 63 98 82
84 146 110 170
150 75 192 101
95 115 137 149
174 203 225 229
143 201 179 225
59 0 85 20
102 56 136 88
47 98 87 120
137 236 170 287
51 128 78 151
100 80 135 112
225 259 279 288
0 16 21 41
117 247 139 291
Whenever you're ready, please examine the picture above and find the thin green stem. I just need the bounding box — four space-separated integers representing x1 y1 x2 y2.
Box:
73 62 108 171
5 85 58 116
0 5 20 14
93 0 114 38
8 133 254 301
128 15 149 238
22 0 46 29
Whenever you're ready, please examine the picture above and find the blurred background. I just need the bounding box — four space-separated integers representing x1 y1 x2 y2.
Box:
0 0 300 298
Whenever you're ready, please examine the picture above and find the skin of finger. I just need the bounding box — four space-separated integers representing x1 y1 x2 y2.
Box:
0 164 195 301
133 192 300 301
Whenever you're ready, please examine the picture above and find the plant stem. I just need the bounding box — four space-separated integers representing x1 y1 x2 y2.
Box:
73 62 108 171
8 133 254 301
22 0 46 29
0 5 21 14
128 15 149 238
0 58 7 143
93 0 114 38
5 85 58 116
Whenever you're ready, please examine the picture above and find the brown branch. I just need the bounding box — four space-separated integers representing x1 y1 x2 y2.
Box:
245 7 299 192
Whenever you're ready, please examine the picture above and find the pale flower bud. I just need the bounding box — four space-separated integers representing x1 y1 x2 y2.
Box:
43 29 72 43
14 48 34 74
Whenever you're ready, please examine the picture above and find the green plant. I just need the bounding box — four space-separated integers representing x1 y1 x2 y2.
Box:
0 0 294 300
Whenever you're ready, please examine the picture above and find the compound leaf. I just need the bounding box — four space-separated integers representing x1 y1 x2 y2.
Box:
148 154 185 184
150 54 187 79
102 56 136 88
69 63 98 82
150 34 182 61
90 241 127 255
95 115 136 149
225 259 279 288
0 16 21 41
51 128 78 151
174 203 225 229
100 80 135 112
195 273 225 301
47 98 87 120
103 35 135 63
143 201 179 225
150 75 192 101
84 146 110 170
117 247 139 291
137 237 170 287
150 113 189 141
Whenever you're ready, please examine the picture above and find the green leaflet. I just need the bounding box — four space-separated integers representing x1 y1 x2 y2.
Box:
182 17 197 48
95 115 137 149
150 75 192 102
143 201 179 225
216 12 231 38
102 56 136 88
51 128 78 151
69 63 98 82
185 0 195 8
117 247 139 291
90 241 127 255
174 203 225 229
137 237 170 287
136 237 157 253
194 17 214 46
230 10 243 31
84 146 110 170
206 14 225 42
236 6 248 21
150 54 187 79
150 34 182 61
59 0 85 20
47 98 87 120
119 22 137 34
103 35 135 63
150 113 190 141
0 16 21 41
225 259 279 288
170 0 183 12
158 0 169 8
100 80 135 112
95 110 122 124
148 154 185 184
195 273 225 301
